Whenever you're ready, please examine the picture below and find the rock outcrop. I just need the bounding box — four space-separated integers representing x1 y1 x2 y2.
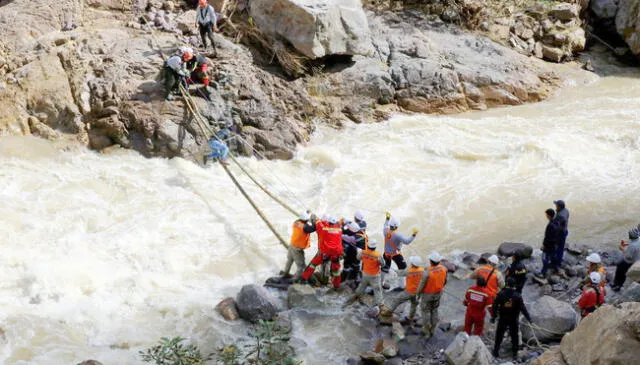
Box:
287 284 325 308
498 242 534 258
560 303 640 364
627 260 640 282
616 0 640 55
444 332 493 365
215 297 240 320
236 284 279 322
521 296 578 342
617 282 640 303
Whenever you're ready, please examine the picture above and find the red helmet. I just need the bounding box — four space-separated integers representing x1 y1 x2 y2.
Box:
182 52 193 61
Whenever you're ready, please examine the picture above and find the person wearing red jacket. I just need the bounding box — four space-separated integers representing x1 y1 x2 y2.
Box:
463 276 493 336
578 272 605 318
300 216 344 288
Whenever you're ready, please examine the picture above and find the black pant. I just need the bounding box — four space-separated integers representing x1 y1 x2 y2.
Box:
199 23 216 53
614 261 633 287
494 319 519 357
164 67 186 97
342 245 360 282
382 254 407 273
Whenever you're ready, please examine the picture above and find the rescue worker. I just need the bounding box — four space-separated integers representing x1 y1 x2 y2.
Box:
470 255 504 301
164 51 193 101
382 212 418 290
504 251 527 293
354 210 367 230
300 216 344 289
612 227 640 291
420 251 448 337
280 212 315 279
537 208 561 277
195 0 218 55
380 256 424 321
491 277 532 360
578 272 605 318
185 52 210 87
584 253 606 294
346 240 385 306
463 276 493 336
341 222 367 283
553 200 570 268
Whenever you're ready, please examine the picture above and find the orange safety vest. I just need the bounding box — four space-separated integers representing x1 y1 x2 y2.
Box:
290 220 310 249
476 265 499 298
361 249 381 276
423 264 447 294
588 266 607 292
405 266 425 294
384 229 400 257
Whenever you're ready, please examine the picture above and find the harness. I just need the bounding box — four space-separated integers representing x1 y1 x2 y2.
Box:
384 230 400 258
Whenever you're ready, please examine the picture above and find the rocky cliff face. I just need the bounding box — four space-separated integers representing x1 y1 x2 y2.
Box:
0 0 571 161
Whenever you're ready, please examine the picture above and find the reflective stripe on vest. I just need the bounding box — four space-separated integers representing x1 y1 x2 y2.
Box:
384 230 400 257
405 267 424 294
423 264 447 294
290 221 310 249
362 249 381 276
477 265 498 296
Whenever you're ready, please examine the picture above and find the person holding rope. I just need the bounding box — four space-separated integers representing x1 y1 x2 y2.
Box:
463 276 493 336
300 216 344 289
164 51 193 101
382 212 418 291
419 251 448 337
195 0 218 56
345 240 385 307
280 212 315 280
380 256 424 322
341 221 368 284
470 255 504 301
491 277 532 360
578 272 605 318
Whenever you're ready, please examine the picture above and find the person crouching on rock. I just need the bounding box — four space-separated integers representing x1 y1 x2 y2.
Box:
195 0 218 56
612 227 640 291
491 277 531 360
300 216 344 289
345 240 385 308
164 51 193 101
280 212 315 280
584 253 606 295
382 212 418 291
420 251 448 337
379 256 425 323
463 276 492 336
185 52 211 89
578 272 605 318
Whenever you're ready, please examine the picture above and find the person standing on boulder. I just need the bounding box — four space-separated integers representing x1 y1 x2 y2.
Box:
537 209 561 277
382 212 418 290
346 240 385 307
470 255 504 301
578 272 605 317
553 200 570 268
491 277 531 360
504 252 527 293
280 212 315 280
463 276 493 336
300 216 344 289
419 252 448 337
195 0 218 56
612 227 640 291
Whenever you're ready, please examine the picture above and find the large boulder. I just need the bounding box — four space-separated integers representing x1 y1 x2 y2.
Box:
548 4 581 21
626 260 640 282
591 0 619 19
532 347 566 365
521 296 578 343
374 338 398 358
616 0 640 55
444 332 493 365
175 10 197 35
498 242 533 259
287 284 325 308
215 297 240 320
560 303 640 364
248 0 373 59
616 282 640 303
236 284 279 322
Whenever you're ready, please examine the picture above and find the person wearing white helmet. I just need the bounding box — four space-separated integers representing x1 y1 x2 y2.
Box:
345 240 386 307
280 211 316 279
341 221 369 283
419 251 448 337
612 227 640 291
354 210 367 230
300 215 345 288
382 212 419 290
470 254 504 301
578 271 605 318
584 253 607 293
380 256 424 322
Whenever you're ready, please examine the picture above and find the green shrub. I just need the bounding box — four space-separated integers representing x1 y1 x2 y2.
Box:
140 337 212 365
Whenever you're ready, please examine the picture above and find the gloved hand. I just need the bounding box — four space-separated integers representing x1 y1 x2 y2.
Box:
385 212 391 220
490 317 496 324
186 77 192 84
412 228 419 236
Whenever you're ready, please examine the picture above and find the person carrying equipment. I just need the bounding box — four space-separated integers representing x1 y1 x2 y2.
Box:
491 277 532 360
164 52 193 101
504 251 527 293
463 276 493 336
470 255 504 301
195 0 218 55
341 221 368 283
578 272 605 317
380 256 424 321
300 216 344 289
281 212 316 280
382 212 418 290
346 240 385 306
420 251 448 337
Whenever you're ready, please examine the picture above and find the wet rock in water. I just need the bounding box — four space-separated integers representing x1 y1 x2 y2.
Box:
453 268 471 281
382 358 403 365
498 242 533 259
236 284 279 322
462 253 480 268
560 303 640 364
532 347 565 365
615 282 640 303
375 338 399 358
444 332 493 365
215 297 239 321
274 311 293 332
616 0 640 55
287 284 325 309
360 351 386 364
521 296 578 343
264 276 292 290
77 361 103 365
626 261 640 282
441 259 457 273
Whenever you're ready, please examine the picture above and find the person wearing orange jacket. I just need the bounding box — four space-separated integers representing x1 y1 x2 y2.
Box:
463 276 493 336
584 253 606 295
578 272 605 318
346 240 385 306
420 251 448 337
380 256 424 321
280 212 315 279
300 216 344 288
470 255 504 301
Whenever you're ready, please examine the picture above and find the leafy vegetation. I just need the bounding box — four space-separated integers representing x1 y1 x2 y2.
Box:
140 337 212 365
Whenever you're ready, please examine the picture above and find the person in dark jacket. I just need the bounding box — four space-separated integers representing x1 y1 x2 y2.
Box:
553 199 570 267
505 252 527 293
491 277 532 360
537 209 561 277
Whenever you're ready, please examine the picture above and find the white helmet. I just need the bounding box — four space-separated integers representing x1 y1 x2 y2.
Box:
354 210 364 221
321 215 329 222
389 218 400 228
299 211 311 221
368 240 378 249
347 221 360 233
178 46 194 55
589 271 602 284
429 251 442 263
488 255 499 265
586 253 601 264
409 256 422 267
328 216 339 225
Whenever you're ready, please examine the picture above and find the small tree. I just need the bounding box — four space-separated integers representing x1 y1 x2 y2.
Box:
245 320 298 365
140 337 212 365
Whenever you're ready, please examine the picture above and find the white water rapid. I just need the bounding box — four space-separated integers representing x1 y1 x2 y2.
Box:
1 71 640 364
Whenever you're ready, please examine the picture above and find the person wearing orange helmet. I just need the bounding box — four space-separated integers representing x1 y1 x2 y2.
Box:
195 0 218 56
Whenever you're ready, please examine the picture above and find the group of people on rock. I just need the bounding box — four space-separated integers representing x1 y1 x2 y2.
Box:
279 201 640 361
